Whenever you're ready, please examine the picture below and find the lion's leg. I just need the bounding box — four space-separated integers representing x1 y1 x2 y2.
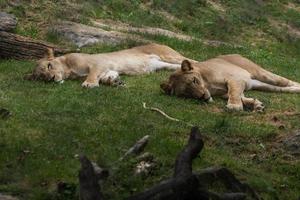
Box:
241 95 265 112
147 55 181 71
253 69 300 87
226 80 246 111
82 67 103 88
250 80 300 93
219 54 299 87
99 70 124 86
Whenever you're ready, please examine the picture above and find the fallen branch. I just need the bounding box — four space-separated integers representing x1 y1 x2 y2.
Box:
119 135 150 161
142 102 193 127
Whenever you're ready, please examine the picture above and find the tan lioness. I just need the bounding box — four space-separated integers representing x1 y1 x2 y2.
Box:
160 54 300 112
25 44 191 88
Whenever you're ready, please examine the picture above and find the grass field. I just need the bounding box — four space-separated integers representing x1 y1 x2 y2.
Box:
0 0 300 200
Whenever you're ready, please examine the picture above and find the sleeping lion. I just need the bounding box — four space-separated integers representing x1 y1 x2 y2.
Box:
160 54 300 112
25 43 191 88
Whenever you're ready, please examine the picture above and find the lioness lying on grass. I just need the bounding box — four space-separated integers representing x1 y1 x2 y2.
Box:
25 44 190 88
161 55 300 112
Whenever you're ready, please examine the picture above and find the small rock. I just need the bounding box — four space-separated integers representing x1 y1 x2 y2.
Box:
0 12 17 32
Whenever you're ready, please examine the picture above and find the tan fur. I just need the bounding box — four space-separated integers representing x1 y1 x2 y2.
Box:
25 44 190 88
161 54 300 112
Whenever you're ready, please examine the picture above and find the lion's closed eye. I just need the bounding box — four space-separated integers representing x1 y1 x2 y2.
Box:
47 63 52 70
192 77 200 84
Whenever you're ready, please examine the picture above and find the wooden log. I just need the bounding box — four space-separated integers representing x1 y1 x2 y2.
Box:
0 12 17 32
0 31 69 60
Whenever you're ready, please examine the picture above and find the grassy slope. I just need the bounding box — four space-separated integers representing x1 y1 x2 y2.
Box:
0 0 300 199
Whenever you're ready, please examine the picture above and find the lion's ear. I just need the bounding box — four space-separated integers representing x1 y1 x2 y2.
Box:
181 60 193 72
46 48 54 60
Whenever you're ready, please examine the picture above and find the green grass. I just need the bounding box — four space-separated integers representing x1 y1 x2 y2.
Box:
1 39 300 199
1 0 300 199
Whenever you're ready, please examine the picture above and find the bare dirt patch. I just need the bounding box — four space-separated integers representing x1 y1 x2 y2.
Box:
92 19 242 48
272 130 300 159
242 109 300 130
269 18 300 38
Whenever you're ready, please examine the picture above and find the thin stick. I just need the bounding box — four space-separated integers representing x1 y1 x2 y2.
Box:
142 102 193 127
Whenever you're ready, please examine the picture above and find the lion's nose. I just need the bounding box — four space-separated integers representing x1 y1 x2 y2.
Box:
204 97 213 103
49 75 55 81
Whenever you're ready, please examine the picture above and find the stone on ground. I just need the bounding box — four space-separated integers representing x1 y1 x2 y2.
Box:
53 21 145 47
0 12 17 32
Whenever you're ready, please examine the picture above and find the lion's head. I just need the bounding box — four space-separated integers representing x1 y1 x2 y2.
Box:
24 48 65 82
160 60 212 101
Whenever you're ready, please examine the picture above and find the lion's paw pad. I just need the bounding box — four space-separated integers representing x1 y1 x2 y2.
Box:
254 103 265 112
226 104 243 111
82 81 99 88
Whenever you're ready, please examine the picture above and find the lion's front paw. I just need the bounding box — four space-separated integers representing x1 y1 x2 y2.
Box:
253 100 265 113
112 78 126 87
82 81 99 88
226 103 243 112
